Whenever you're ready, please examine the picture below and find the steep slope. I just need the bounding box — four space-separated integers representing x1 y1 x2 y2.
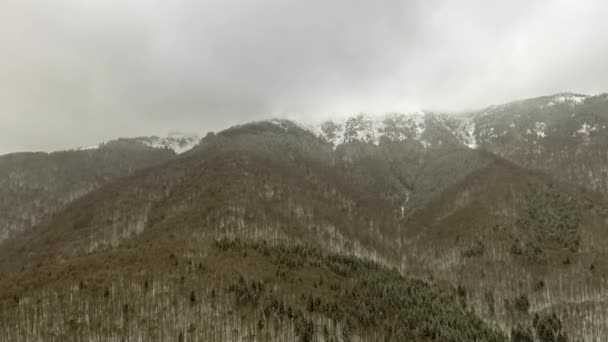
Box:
401 157 608 341
0 119 492 272
0 140 175 243
0 122 507 341
316 112 462 149
311 108 608 339
448 93 608 194
316 95 608 198
2 119 608 340
0 121 401 272
316 113 492 213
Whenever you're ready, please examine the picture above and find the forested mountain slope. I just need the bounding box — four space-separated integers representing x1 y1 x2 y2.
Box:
0 237 506 341
445 93 608 194
2 117 608 340
316 93 608 196
0 140 175 243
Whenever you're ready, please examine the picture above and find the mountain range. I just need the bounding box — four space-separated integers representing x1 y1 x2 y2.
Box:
1 93 607 341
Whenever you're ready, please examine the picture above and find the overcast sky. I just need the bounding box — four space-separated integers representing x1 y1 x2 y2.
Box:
1 0 608 154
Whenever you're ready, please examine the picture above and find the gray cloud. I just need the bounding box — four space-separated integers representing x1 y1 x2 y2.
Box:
1 0 607 154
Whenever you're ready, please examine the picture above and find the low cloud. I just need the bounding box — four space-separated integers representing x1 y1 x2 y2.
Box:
1 0 607 153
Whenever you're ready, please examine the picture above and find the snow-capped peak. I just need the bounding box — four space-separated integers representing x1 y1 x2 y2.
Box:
315 112 429 147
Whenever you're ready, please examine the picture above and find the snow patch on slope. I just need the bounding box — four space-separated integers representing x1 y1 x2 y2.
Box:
438 115 478 149
270 119 289 131
545 93 588 107
554 94 587 104
77 145 99 151
534 122 547 138
577 123 598 136
460 119 478 149
316 112 429 147
74 132 200 154
140 132 200 154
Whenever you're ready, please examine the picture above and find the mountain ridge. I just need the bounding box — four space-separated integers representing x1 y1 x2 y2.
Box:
2 92 608 340
2 114 608 339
